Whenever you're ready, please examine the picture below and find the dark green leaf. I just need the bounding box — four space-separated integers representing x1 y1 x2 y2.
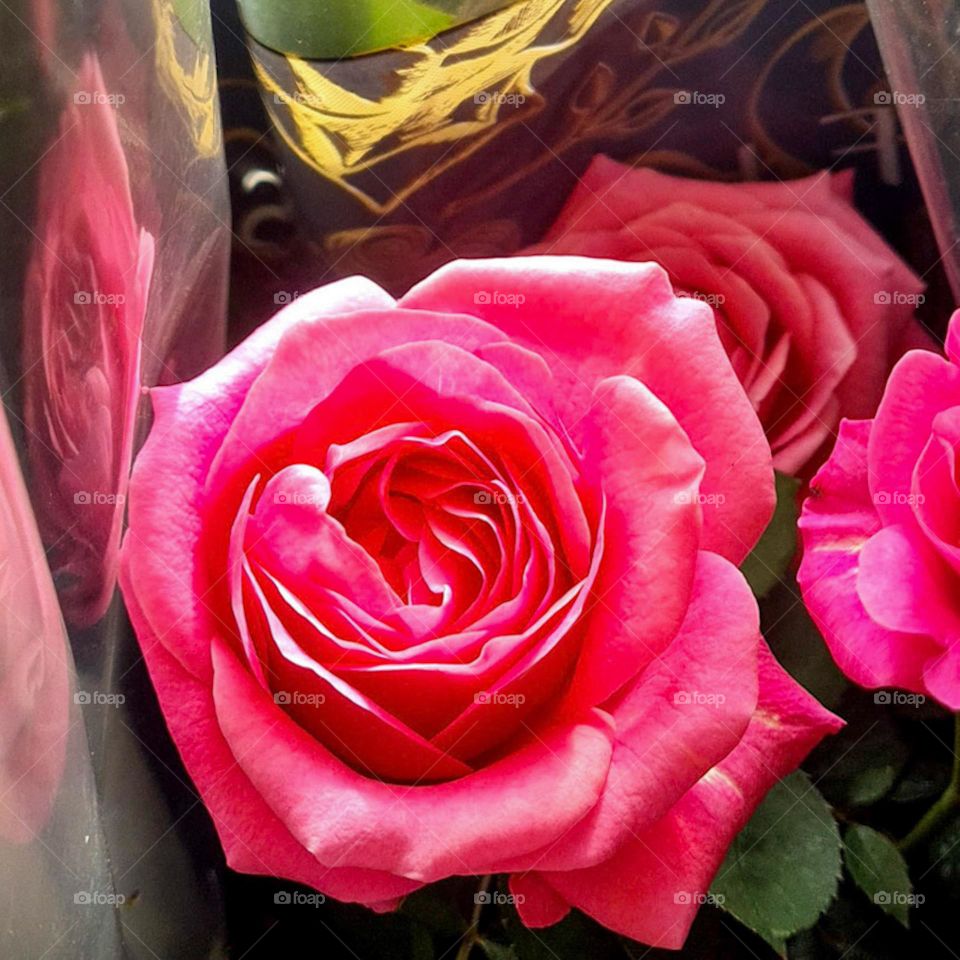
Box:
741 472 801 597
844 824 912 927
710 771 841 954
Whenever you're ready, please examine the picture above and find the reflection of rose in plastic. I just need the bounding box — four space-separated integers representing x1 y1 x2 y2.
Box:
0 408 69 844
23 53 154 627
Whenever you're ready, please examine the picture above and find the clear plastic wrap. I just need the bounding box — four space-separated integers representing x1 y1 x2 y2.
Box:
1 0 231 956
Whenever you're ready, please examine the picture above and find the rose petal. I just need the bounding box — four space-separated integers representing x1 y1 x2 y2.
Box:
402 256 773 561
515 643 842 948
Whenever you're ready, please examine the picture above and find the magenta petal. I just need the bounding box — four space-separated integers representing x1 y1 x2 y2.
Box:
518 644 842 949
868 348 960 526
515 551 758 872
121 277 394 680
858 524 960 640
401 256 774 561
799 420 937 693
117 564 423 906
211 636 613 882
565 375 704 710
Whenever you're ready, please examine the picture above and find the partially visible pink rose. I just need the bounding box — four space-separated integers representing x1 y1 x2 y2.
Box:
23 53 154 628
799 310 960 709
120 256 840 948
0 407 69 844
529 156 929 474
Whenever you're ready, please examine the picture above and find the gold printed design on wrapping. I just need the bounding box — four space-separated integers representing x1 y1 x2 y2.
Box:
153 0 221 158
252 0 616 214
746 4 871 177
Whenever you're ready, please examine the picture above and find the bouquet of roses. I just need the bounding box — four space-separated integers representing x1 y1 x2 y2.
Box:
113 147 960 957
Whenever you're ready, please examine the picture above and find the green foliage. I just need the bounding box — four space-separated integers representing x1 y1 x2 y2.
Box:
711 771 842 954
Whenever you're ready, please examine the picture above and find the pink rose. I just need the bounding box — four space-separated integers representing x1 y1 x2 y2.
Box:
23 53 154 627
0 407 69 844
529 156 928 474
799 310 960 709
120 258 840 947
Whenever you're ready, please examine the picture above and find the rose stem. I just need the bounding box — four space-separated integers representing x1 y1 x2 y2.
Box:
900 713 960 854
454 874 494 960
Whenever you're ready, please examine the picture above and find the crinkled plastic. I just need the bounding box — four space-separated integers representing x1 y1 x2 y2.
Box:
1 0 230 956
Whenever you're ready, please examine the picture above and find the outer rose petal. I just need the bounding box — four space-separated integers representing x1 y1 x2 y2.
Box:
798 420 937 693
564 375 704 710
512 551 759 873
401 256 774 562
536 156 930 472
514 644 842 948
868 348 960 527
122 277 396 680
117 561 421 907
210 636 614 883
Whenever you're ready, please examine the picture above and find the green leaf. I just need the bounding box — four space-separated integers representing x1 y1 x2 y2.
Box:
236 0 514 58
710 771 841 954
479 940 517 959
741 472 801 597
844 825 912 927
